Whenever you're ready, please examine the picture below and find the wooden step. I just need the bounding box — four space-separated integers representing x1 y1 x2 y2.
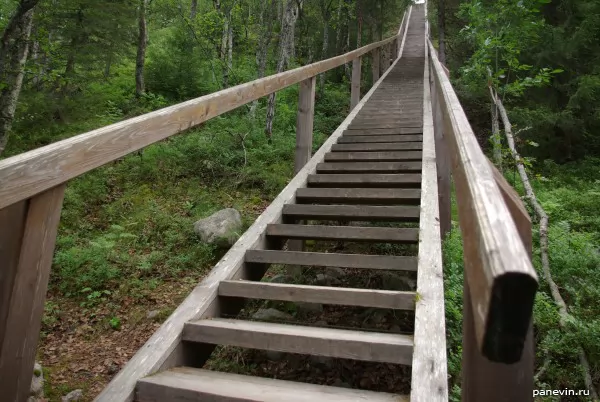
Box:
349 122 422 129
338 135 422 143
344 127 422 135
283 204 420 221
308 173 421 188
296 188 421 204
183 318 414 365
324 151 422 162
219 281 416 310
316 161 422 173
332 143 422 152
266 224 419 243
245 250 418 271
137 367 408 402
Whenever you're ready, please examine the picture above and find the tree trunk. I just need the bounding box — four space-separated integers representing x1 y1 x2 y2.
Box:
0 0 38 155
490 103 502 171
265 0 302 139
190 0 198 19
438 0 446 64
334 0 343 54
224 11 233 87
318 16 330 94
250 0 275 116
135 0 148 97
221 14 229 60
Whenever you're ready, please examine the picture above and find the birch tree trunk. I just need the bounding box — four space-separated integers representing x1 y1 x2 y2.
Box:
0 0 38 155
135 0 148 97
190 0 198 19
265 0 302 139
250 0 275 116
224 11 233 87
318 5 330 94
491 103 502 171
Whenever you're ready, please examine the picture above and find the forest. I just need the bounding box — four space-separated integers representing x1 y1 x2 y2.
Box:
0 0 599 400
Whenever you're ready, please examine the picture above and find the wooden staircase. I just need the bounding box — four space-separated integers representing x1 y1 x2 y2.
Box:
113 7 433 402
0 2 538 401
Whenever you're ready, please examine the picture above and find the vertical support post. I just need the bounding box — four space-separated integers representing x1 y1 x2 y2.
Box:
461 168 534 401
429 62 451 239
392 38 398 60
287 76 316 276
372 48 380 84
0 185 66 402
382 44 391 72
351 57 361 110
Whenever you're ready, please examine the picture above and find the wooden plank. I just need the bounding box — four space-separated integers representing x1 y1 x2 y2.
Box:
266 224 419 243
0 186 66 402
0 35 405 211
137 367 408 402
410 27 448 402
461 158 534 402
316 161 422 173
325 151 422 162
349 122 422 129
245 250 418 271
308 173 421 188
351 57 361 110
428 39 537 362
332 142 423 152
296 188 421 204
219 281 416 310
344 127 422 135
183 318 414 365
96 34 411 401
338 135 422 143
283 204 420 221
372 47 380 83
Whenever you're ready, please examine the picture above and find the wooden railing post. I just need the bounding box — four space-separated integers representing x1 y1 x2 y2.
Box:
372 48 380 84
351 57 361 110
462 163 534 402
288 76 317 275
0 185 66 402
429 62 451 238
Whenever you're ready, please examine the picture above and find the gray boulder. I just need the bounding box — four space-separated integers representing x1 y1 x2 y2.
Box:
252 308 293 321
29 362 44 399
194 208 242 247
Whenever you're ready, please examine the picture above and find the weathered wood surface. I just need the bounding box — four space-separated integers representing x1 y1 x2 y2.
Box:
307 173 422 188
219 281 416 310
331 142 423 152
410 15 448 400
316 161 422 173
96 34 408 401
296 187 421 204
183 318 414 365
343 127 422 135
428 39 538 362
324 151 422 162
245 250 418 271
351 57 361 110
137 367 408 402
0 186 66 402
266 224 419 243
0 33 404 210
338 135 422 143
283 204 420 221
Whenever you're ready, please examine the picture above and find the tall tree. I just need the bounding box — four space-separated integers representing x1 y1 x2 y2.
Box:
0 0 39 155
265 0 303 139
250 0 276 116
437 0 446 64
136 0 148 97
318 0 335 94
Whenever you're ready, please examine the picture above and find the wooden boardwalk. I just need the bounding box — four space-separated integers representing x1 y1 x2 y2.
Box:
0 4 538 402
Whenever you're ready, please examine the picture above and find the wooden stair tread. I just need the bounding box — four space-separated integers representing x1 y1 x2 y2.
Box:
332 143 423 151
348 123 422 129
325 151 422 162
296 187 421 204
338 135 423 143
245 250 418 271
344 127 422 135
219 280 416 310
183 318 414 365
283 204 420 221
307 173 421 188
266 224 419 243
316 161 422 173
137 367 408 402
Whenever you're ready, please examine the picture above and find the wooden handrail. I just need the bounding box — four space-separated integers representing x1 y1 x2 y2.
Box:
427 39 538 363
0 33 400 210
